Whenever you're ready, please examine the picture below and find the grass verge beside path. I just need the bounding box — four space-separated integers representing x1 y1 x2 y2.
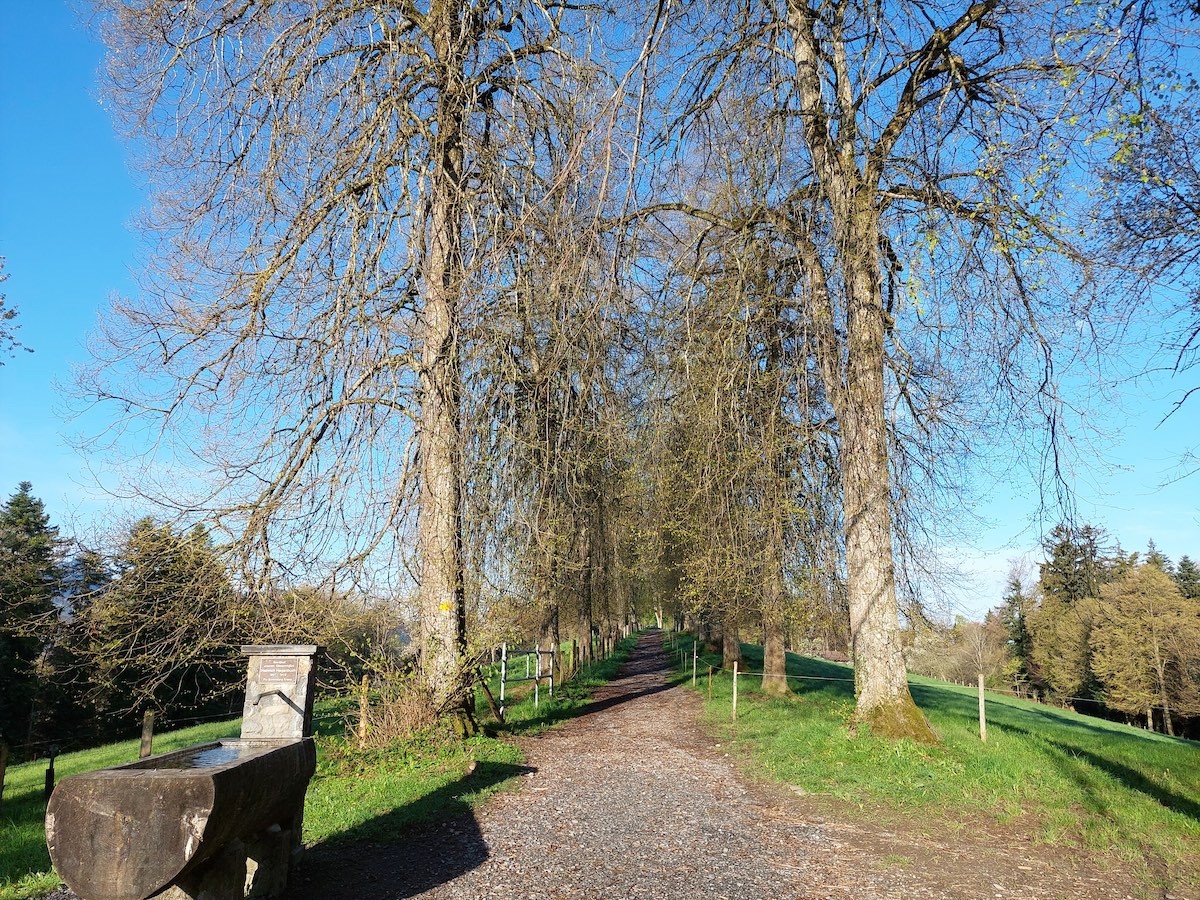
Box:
1 635 639 900
665 633 1200 895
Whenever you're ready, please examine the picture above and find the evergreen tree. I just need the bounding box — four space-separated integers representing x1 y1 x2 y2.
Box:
999 573 1036 692
1144 540 1172 574
1174 556 1200 600
1030 524 1110 704
1039 524 1109 604
60 547 112 616
0 482 61 746
37 546 116 744
77 519 247 725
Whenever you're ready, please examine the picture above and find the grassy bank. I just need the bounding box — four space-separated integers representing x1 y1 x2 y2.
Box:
0 636 637 900
667 634 1200 892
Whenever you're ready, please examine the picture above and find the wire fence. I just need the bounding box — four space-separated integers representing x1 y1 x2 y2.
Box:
660 630 1178 731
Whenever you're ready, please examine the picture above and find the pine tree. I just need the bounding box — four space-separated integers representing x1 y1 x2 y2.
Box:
77 519 246 723
1039 524 1108 605
1145 539 1172 574
999 574 1036 692
0 482 61 746
1030 524 1110 704
38 547 115 743
1174 556 1200 600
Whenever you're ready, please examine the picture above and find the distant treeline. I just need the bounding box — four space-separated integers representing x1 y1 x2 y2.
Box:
0 482 405 760
910 524 1200 739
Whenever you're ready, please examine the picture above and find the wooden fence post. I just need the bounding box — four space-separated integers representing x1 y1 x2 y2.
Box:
357 675 370 748
0 739 9 810
44 746 58 801
707 666 713 700
500 643 507 717
692 642 697 687
534 646 541 709
978 673 987 743
139 711 155 759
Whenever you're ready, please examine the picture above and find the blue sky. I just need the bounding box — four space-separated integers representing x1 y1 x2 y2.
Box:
1 0 1198 617
0 0 140 535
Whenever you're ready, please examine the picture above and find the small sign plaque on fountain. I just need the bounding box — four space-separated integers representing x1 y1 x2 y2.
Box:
240 645 319 740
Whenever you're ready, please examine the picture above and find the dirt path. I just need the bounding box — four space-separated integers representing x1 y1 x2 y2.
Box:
284 632 1150 899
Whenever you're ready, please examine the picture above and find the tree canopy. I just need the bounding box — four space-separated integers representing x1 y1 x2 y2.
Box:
78 0 1200 737
0 258 26 363
0 483 60 745
1092 563 1200 736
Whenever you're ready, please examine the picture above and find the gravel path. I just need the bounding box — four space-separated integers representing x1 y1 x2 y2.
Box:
284 632 1151 900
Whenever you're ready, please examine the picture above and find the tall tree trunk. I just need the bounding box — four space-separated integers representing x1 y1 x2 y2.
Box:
838 257 930 738
761 298 790 697
589 488 610 658
579 521 595 663
1151 638 1174 737
784 5 935 743
541 605 559 692
761 462 789 696
762 604 789 696
418 2 467 714
722 613 742 669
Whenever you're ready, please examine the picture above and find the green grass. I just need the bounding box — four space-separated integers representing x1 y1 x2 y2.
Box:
0 637 639 899
667 634 1200 893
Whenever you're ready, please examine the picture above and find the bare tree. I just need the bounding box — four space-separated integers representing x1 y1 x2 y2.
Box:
634 0 1180 739
84 0 611 714
634 118 842 692
908 614 1007 685
1105 86 1200 430
0 259 27 363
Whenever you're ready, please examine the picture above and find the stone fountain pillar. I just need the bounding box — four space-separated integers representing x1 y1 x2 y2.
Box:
238 645 320 897
240 645 320 740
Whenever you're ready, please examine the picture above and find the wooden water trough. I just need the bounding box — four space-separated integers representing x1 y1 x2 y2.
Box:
45 646 320 900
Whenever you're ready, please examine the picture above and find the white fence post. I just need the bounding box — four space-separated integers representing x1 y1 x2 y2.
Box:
500 643 507 718
978 672 987 743
732 661 738 720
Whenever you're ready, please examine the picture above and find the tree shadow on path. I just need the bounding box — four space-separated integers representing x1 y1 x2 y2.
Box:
282 761 535 899
283 634 672 898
